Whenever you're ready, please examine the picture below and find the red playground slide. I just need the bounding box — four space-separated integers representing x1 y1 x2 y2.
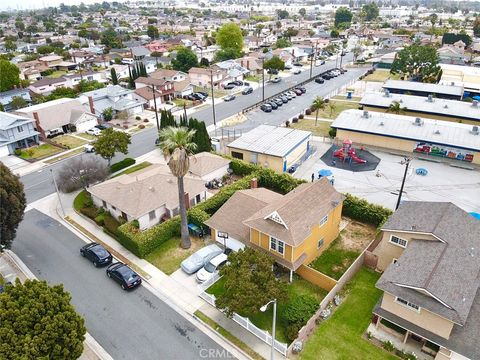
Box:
348 149 367 164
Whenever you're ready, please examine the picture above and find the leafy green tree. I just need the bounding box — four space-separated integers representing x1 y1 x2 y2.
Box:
102 107 113 121
299 8 306 17
147 25 159 40
15 20 25 31
160 109 177 128
188 118 211 153
275 37 291 48
172 47 198 73
101 27 122 48
110 67 118 85
45 87 77 101
76 80 105 93
361 2 379 21
158 127 197 249
330 28 340 38
264 55 285 77
10 96 28 110
0 60 20 92
0 280 86 359
0 163 26 249
5 39 16 52
93 128 131 165
474 17 480 37
334 7 352 28
37 45 55 54
327 101 336 118
390 44 442 83
199 57 209 67
276 9 289 19
311 96 326 126
284 27 299 40
214 48 241 62
216 248 288 317
216 23 243 58
386 101 407 114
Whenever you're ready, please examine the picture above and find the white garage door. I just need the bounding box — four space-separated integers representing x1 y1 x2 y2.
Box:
215 234 245 252
77 119 98 133
0 145 10 157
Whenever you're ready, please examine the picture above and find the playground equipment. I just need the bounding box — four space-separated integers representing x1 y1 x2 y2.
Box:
416 168 428 176
333 139 367 165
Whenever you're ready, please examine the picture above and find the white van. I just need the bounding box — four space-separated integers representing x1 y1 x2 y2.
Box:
121 58 134 65
46 128 64 138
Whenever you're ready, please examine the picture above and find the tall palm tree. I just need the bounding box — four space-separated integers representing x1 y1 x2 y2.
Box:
386 101 407 115
327 101 336 119
158 127 197 249
311 96 326 126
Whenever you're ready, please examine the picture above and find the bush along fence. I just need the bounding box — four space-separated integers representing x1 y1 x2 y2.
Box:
198 274 289 356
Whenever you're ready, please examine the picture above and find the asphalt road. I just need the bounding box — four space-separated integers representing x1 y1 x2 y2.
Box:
13 209 232 360
193 53 354 124
22 53 358 204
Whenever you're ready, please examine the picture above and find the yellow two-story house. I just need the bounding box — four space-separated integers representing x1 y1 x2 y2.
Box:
371 202 480 360
205 178 344 281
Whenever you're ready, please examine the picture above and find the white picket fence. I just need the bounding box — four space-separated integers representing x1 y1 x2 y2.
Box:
198 275 288 356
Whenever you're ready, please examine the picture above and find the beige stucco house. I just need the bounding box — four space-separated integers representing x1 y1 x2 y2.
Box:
370 202 480 360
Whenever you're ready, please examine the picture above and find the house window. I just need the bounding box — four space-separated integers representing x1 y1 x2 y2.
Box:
270 237 285 255
395 297 420 312
319 215 328 227
17 125 24 133
317 239 324 249
102 200 107 208
389 235 408 248
231 151 243 160
149 210 156 220
112 205 116 210
392 258 398 264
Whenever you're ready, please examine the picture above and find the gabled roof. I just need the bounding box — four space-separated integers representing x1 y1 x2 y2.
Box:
0 112 35 130
377 202 480 325
187 152 230 178
243 179 344 246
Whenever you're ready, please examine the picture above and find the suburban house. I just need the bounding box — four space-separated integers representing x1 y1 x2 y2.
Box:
38 55 63 68
0 112 39 157
17 60 48 81
187 152 230 182
71 50 96 64
226 125 312 173
29 77 68 96
188 67 225 88
15 98 97 138
370 202 480 360
79 85 146 117
0 88 32 112
205 178 344 281
150 69 187 82
438 43 465 65
134 77 174 103
88 164 208 230
62 71 106 88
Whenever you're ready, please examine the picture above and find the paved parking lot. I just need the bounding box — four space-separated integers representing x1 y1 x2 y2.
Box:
295 141 480 213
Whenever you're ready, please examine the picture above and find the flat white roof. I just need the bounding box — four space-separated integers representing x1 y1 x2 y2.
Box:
332 110 480 152
360 92 480 121
383 80 464 97
227 125 311 158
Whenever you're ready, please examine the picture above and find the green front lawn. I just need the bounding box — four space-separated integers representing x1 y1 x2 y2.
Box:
362 69 402 82
51 135 87 149
244 75 261 82
312 100 361 120
300 267 396 360
18 143 63 160
73 190 90 212
46 70 67 78
309 236 360 280
76 133 97 141
291 119 332 137
206 275 328 344
172 98 194 107
146 237 206 275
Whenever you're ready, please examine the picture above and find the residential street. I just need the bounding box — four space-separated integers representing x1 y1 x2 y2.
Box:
13 209 233 360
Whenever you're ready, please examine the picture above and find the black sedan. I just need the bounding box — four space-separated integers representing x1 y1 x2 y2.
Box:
315 77 325 84
106 262 142 290
80 242 113 267
95 123 112 130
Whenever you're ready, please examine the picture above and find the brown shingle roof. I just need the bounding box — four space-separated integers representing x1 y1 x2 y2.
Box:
134 86 161 100
243 178 344 246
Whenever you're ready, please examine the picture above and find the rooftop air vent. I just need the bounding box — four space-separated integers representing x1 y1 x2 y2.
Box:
472 100 479 107
414 117 424 126
434 129 441 134
384 89 390 97
379 121 384 126
427 94 433 102
451 82 455 86
471 126 479 135
363 110 369 118
399 99 403 103
444 104 448 109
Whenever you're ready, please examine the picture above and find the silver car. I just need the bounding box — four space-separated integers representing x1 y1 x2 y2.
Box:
181 244 223 274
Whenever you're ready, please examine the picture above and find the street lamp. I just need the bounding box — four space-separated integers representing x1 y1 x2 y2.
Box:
150 84 160 130
395 157 411 210
260 299 277 360
261 56 265 102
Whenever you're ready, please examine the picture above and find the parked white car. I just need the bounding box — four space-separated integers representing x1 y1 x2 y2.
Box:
196 253 228 283
84 144 95 153
86 128 101 136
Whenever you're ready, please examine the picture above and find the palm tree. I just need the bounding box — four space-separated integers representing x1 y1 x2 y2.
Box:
386 101 407 115
327 101 337 119
158 127 197 249
311 96 326 126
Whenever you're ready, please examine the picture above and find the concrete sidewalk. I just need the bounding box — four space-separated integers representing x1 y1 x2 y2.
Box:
0 250 112 360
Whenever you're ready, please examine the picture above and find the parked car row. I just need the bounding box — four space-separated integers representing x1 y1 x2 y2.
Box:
184 92 209 101
180 244 228 283
260 86 306 113
80 242 142 291
319 68 347 81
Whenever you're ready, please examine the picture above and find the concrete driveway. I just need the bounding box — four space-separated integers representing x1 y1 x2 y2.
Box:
1 154 30 172
171 268 205 296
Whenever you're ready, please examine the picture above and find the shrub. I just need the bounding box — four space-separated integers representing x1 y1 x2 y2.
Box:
131 219 139 229
143 119 149 122
283 295 319 324
138 124 145 129
135 116 141 120
292 117 298 123
104 214 121 235
305 108 312 115
382 340 396 352
285 322 303 343
229 158 259 176
342 193 392 227
110 158 136 172
14 149 22 156
257 168 305 194
80 206 98 219
187 207 211 228
123 125 128 129
94 213 105 226
298 114 304 119
285 120 290 127
328 127 337 138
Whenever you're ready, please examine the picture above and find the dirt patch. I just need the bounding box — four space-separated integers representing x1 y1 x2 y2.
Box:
170 236 208 257
339 217 377 252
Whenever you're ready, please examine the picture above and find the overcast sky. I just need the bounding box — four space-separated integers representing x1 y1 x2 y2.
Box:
0 0 113 11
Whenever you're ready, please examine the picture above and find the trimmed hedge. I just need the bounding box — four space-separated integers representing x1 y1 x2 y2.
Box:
187 207 211 228
104 214 121 235
342 193 392 227
110 158 136 173
80 206 98 219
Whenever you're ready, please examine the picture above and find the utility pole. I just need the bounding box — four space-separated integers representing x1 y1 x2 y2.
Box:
210 69 217 136
395 157 411 210
50 169 65 217
151 84 160 130
309 44 314 79
261 56 265 102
